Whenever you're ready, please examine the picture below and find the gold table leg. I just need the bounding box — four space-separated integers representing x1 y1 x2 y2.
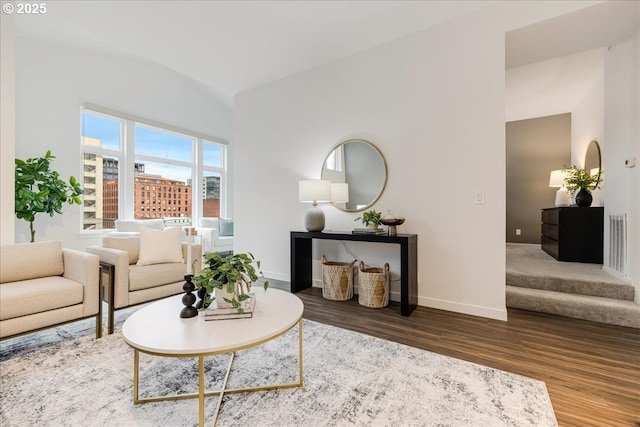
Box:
131 319 304 426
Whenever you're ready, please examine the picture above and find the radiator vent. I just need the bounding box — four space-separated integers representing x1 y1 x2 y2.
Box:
608 214 627 275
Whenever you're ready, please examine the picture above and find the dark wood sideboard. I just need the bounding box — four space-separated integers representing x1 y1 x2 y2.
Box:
541 207 603 264
290 231 418 316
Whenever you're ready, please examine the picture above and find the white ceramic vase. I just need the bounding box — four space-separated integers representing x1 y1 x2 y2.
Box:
215 284 236 309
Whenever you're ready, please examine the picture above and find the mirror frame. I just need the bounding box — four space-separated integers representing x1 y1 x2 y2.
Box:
584 140 602 187
321 138 388 213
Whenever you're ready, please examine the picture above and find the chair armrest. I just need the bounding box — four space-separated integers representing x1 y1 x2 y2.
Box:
62 248 100 317
192 227 218 253
86 245 131 309
181 243 203 274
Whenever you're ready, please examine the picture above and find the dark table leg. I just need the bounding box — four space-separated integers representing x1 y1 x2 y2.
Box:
400 237 418 316
291 236 313 293
99 262 116 334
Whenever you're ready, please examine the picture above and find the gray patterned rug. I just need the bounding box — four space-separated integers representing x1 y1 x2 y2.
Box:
1 310 556 427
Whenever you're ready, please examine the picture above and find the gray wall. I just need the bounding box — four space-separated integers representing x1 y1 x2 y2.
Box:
506 114 571 243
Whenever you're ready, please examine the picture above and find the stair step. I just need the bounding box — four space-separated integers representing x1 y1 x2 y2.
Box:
506 271 635 301
506 286 640 329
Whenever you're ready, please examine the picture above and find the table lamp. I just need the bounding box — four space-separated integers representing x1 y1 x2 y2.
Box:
299 180 331 232
331 183 349 207
549 169 571 207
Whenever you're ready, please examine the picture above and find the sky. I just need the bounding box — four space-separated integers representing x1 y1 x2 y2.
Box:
81 112 222 182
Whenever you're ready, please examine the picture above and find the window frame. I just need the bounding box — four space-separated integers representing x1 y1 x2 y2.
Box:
80 105 228 233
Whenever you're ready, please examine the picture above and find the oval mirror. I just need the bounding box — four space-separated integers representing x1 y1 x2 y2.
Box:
584 140 602 187
321 139 387 212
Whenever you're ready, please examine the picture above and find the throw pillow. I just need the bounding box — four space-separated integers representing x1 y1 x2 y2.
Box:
137 226 184 266
219 218 234 237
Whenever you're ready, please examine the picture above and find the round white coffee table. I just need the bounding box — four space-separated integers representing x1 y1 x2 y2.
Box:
122 288 304 427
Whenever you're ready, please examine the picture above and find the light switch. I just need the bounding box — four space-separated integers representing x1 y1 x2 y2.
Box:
475 191 485 204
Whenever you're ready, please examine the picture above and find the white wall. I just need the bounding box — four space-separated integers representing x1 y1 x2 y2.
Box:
9 38 232 249
1 10 16 244
604 29 640 300
234 4 581 321
233 2 626 321
572 63 605 206
506 49 605 123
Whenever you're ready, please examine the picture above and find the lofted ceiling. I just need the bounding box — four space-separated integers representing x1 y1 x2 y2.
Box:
13 1 638 109
14 0 496 104
506 0 638 69
505 1 638 122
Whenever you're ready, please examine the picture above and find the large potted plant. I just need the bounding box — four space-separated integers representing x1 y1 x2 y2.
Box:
193 252 269 312
15 150 83 242
562 165 602 207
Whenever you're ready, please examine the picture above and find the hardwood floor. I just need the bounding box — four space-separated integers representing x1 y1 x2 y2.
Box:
295 287 640 427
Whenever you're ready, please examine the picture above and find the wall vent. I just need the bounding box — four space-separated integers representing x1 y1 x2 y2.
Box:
608 213 627 275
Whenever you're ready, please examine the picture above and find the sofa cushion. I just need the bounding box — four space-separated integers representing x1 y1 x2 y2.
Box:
137 226 184 266
219 218 234 237
0 241 64 284
103 236 140 265
128 263 187 291
0 276 83 320
115 219 164 232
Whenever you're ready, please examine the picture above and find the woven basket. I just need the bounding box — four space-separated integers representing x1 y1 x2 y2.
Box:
321 255 356 301
358 261 390 308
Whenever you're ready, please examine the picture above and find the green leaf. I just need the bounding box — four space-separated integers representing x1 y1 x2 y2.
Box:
14 151 84 237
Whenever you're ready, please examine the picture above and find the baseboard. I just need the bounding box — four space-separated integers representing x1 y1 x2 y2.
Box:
309 279 507 320
264 271 290 282
602 266 632 284
419 296 508 321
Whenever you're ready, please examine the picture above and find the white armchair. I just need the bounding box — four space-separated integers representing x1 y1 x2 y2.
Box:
196 217 234 254
87 229 202 334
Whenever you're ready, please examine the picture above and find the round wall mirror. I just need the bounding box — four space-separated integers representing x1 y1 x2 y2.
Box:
321 139 387 212
584 140 602 186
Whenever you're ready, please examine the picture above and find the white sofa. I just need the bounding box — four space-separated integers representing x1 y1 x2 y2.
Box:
111 217 233 254
197 217 234 254
113 218 165 234
0 241 102 340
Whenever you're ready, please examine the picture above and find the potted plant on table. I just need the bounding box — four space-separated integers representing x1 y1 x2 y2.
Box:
192 252 269 313
354 209 382 229
562 165 602 207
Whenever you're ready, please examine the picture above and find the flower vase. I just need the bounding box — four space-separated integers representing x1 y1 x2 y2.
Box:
575 188 593 207
215 285 235 309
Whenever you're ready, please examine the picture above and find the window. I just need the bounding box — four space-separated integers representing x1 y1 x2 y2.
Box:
81 112 122 230
80 107 227 231
202 141 224 218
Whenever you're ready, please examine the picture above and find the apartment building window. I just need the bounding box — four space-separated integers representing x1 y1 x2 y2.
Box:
80 106 227 231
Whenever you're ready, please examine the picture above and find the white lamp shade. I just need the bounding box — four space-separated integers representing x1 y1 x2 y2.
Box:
331 183 349 203
299 180 331 203
549 170 568 187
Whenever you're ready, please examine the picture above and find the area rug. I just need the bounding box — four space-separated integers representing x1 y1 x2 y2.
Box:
1 316 557 427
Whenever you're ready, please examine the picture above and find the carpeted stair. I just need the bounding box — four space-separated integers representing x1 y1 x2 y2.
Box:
506 244 640 329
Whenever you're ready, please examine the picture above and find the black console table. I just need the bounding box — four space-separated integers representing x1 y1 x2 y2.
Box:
290 231 418 316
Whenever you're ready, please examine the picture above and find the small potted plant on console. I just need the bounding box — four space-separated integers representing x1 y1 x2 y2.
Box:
353 209 384 235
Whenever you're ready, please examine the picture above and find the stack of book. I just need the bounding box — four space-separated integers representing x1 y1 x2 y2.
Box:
352 228 386 236
204 292 256 321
